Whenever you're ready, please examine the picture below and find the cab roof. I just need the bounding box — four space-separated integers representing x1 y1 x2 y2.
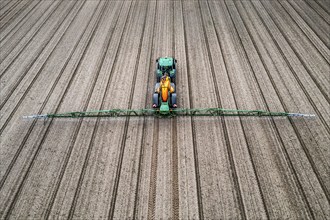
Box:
158 57 173 66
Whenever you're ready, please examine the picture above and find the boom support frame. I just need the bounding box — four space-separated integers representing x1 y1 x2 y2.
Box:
23 108 315 119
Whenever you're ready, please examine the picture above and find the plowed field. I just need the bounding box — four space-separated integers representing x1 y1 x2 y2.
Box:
1 0 329 219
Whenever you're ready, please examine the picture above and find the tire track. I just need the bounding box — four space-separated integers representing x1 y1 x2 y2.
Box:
66 2 134 218
229 1 315 218
132 2 157 218
181 1 203 219
254 1 330 134
147 119 160 220
0 0 62 78
242 0 330 206
0 0 34 31
0 1 45 48
197 1 246 219
107 2 149 218
0 2 103 218
0 1 81 135
171 1 179 218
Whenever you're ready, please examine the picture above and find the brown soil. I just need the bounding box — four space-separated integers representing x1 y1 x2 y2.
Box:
0 1 329 219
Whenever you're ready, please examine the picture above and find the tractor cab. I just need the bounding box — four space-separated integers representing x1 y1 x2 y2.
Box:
155 57 177 83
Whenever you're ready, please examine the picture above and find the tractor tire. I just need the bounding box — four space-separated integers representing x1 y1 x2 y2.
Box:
153 93 159 107
171 93 177 107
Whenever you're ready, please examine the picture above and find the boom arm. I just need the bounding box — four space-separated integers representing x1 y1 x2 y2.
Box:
23 108 315 119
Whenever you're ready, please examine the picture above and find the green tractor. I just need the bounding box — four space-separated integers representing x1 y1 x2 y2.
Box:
155 57 177 83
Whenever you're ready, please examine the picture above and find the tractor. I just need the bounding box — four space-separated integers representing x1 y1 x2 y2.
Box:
155 57 177 83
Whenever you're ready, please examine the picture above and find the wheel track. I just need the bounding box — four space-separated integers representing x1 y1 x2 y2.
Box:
43 1 114 218
0 1 68 108
147 119 160 220
107 2 149 218
1 1 103 218
303 0 330 26
0 0 62 78
315 0 330 14
171 1 179 218
0 1 46 50
229 1 315 218
0 1 82 135
0 0 89 190
198 1 247 219
0 0 34 31
282 1 330 62
244 0 330 205
181 1 203 219
208 1 270 218
0 0 14 11
132 2 157 218
254 1 330 134
273 0 330 87
66 2 134 218
0 0 20 21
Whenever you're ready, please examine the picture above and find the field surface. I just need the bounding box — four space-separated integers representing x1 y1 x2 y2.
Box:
0 0 329 219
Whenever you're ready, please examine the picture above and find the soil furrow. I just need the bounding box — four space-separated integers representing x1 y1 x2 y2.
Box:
43 2 130 218
0 0 20 21
43 2 114 218
171 118 179 220
0 1 83 134
108 2 148 219
147 119 160 220
315 0 330 15
0 2 103 218
60 2 138 218
0 1 51 52
0 0 34 32
1 0 329 219
237 1 330 216
172 2 199 218
228 1 314 218
132 3 157 218
207 1 268 218
0 0 90 188
0 0 62 75
304 0 330 25
285 0 329 50
209 1 314 218
198 1 246 219
250 1 330 133
0 2 72 106
181 2 203 219
0 0 41 40
171 2 179 219
0 0 15 11
260 1 330 104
